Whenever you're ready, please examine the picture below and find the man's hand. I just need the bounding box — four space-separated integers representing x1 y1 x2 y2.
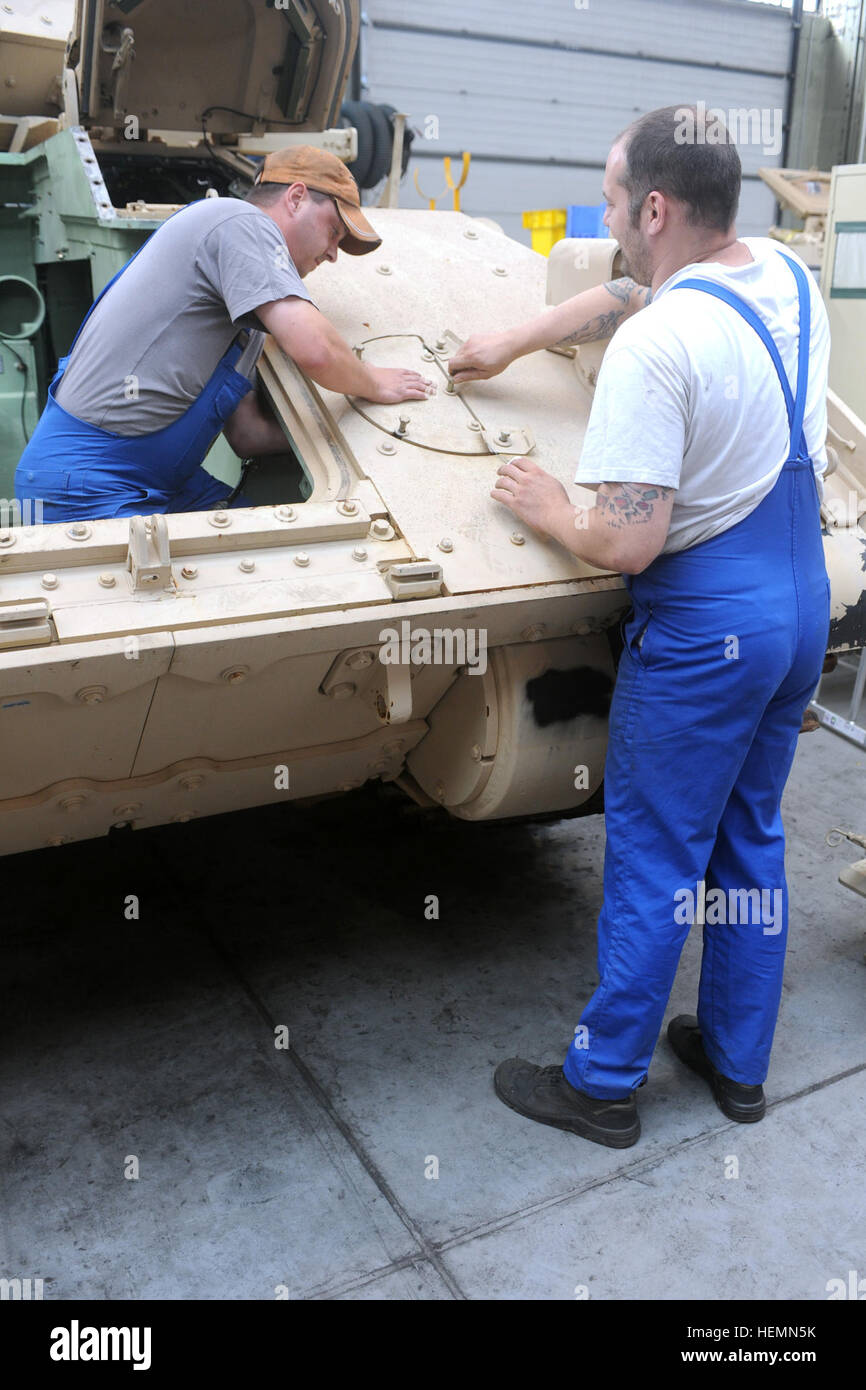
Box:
359 367 437 404
449 332 516 384
490 456 570 534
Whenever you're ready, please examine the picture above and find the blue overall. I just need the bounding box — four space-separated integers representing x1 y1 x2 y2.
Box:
15 219 254 521
563 253 830 1099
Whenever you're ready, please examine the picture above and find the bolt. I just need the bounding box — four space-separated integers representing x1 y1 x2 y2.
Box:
468 421 481 432
346 650 375 670
221 667 248 684
98 573 116 588
421 350 434 361
522 624 546 642
377 441 397 455
41 573 59 589
438 537 453 553
274 505 296 522
77 685 106 704
113 803 142 818
181 565 198 580
179 775 204 791
60 796 86 812
370 518 395 540
497 430 512 444
67 521 90 539
352 545 368 562
435 339 446 351
209 510 231 528
46 836 70 847
464 228 479 239
574 622 593 636
470 744 482 762
510 532 526 546
172 812 194 824
377 264 392 275
397 414 410 434
493 266 508 276
337 499 359 515
445 380 456 394
328 682 356 700
294 552 311 567
239 559 256 573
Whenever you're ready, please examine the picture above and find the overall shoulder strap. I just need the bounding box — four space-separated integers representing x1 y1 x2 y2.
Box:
669 256 811 463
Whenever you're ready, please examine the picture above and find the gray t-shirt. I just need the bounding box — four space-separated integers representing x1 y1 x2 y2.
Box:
56 197 312 434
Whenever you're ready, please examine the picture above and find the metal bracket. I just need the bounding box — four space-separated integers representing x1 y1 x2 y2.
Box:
0 598 52 651
127 514 173 591
385 562 444 600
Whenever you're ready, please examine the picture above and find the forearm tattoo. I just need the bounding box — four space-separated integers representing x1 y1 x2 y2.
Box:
554 278 653 348
597 481 674 528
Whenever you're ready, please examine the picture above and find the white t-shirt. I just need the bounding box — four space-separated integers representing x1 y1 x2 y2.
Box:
574 237 830 554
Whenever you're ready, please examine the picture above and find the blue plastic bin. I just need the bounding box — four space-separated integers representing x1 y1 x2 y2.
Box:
566 203 608 238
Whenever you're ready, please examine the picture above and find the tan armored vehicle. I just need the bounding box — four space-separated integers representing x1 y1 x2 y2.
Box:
1 1 865 858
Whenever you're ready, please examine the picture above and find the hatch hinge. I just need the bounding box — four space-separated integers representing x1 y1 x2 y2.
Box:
127 514 173 591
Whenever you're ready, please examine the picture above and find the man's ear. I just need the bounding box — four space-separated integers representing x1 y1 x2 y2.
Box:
284 182 307 216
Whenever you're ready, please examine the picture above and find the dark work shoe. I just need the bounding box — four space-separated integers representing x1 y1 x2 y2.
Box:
493 1058 640 1148
667 1016 766 1123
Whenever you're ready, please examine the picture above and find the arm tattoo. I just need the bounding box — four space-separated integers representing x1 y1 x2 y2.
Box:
597 481 674 528
554 279 653 348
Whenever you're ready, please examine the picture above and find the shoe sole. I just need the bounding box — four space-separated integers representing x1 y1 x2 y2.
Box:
667 1021 766 1123
493 1073 640 1149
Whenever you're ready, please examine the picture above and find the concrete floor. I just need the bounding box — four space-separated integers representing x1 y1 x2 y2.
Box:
1 666 864 1302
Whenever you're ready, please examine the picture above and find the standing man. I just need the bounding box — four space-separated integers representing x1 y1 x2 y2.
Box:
475 106 830 1148
15 146 433 522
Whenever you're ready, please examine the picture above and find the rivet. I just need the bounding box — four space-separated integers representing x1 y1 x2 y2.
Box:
522 624 546 642
181 565 198 579
113 803 142 818
337 499 359 515
179 775 204 790
294 552 311 567
46 835 70 847
470 744 482 761
493 266 508 276
352 545 368 562
274 505 296 522
420 350 434 361
377 264 393 276
464 228 479 239
328 682 356 700
172 812 194 823
239 558 256 573
468 421 481 431
76 685 106 704
60 795 86 812
377 441 397 455
98 573 116 588
438 537 453 553
0 530 16 546
575 622 592 636
510 532 526 546
346 651 375 670
370 518 395 540
67 521 91 540
208 510 231 528
221 667 248 684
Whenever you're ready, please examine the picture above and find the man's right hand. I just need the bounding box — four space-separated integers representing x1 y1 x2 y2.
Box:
449 331 515 383
359 367 437 404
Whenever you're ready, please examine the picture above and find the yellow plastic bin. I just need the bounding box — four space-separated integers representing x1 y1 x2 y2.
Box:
522 208 567 256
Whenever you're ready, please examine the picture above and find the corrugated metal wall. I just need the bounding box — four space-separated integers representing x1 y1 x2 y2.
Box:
362 0 795 243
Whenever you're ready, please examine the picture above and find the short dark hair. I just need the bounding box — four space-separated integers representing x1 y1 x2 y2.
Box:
245 181 332 209
617 105 741 233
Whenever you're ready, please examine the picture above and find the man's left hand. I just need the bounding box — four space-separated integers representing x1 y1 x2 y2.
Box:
490 456 570 536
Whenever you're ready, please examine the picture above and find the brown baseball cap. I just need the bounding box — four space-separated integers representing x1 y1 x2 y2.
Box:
253 145 382 256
